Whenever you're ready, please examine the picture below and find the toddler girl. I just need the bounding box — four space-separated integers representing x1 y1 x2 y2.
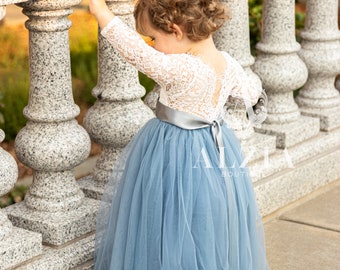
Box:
89 0 269 269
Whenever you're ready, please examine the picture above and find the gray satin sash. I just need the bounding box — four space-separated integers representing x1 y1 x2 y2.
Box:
156 100 224 152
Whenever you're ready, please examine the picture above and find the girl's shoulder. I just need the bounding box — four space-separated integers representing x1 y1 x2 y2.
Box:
220 51 239 66
219 51 245 76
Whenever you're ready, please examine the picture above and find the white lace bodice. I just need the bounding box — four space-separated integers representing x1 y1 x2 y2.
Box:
101 17 260 122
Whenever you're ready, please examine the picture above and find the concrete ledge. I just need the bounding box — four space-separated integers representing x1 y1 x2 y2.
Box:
255 115 320 149
0 227 42 269
6 198 99 245
255 146 340 216
250 127 340 181
300 106 340 131
14 233 95 270
240 132 277 162
250 127 340 216
71 260 94 270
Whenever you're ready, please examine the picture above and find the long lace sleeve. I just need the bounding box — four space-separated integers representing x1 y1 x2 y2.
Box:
101 17 191 89
225 55 268 125
228 57 262 107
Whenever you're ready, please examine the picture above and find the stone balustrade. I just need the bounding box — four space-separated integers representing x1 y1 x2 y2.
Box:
0 0 339 268
252 0 320 149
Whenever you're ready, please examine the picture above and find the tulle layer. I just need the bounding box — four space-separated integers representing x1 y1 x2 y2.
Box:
94 118 269 270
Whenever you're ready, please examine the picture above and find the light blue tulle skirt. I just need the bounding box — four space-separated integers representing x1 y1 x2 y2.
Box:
94 117 269 270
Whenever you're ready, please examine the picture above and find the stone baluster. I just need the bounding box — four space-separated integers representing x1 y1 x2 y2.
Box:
6 0 99 246
0 129 42 269
295 0 340 131
0 132 17 241
252 0 319 149
213 0 276 161
0 2 42 269
79 0 154 199
0 1 44 258
0 131 17 240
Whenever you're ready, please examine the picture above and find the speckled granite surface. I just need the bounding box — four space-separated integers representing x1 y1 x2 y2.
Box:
0 227 42 270
251 127 340 216
296 0 340 131
14 232 95 270
251 0 322 150
5 197 99 246
82 0 154 198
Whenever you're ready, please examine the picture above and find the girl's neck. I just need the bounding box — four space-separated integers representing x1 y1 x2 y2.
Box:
185 36 218 57
184 36 226 76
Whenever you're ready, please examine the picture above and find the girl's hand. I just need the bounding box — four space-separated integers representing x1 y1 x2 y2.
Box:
89 0 107 17
89 0 115 29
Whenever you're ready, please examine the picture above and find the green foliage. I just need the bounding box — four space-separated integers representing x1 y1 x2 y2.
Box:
71 47 98 106
0 25 29 140
0 185 28 208
69 13 98 107
0 73 29 140
295 11 306 43
0 92 4 125
248 0 263 54
139 72 156 98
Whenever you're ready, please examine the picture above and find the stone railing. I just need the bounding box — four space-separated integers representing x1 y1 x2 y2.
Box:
0 0 339 268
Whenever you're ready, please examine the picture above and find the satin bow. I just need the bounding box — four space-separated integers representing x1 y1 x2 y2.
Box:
156 100 224 152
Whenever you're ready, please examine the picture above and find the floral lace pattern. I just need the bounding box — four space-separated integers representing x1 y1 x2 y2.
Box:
101 17 260 122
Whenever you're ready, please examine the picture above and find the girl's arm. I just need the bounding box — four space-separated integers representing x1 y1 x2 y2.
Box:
88 0 190 90
229 57 262 107
89 0 115 29
227 57 267 125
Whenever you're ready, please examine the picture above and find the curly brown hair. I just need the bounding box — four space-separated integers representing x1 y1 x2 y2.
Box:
134 0 230 41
